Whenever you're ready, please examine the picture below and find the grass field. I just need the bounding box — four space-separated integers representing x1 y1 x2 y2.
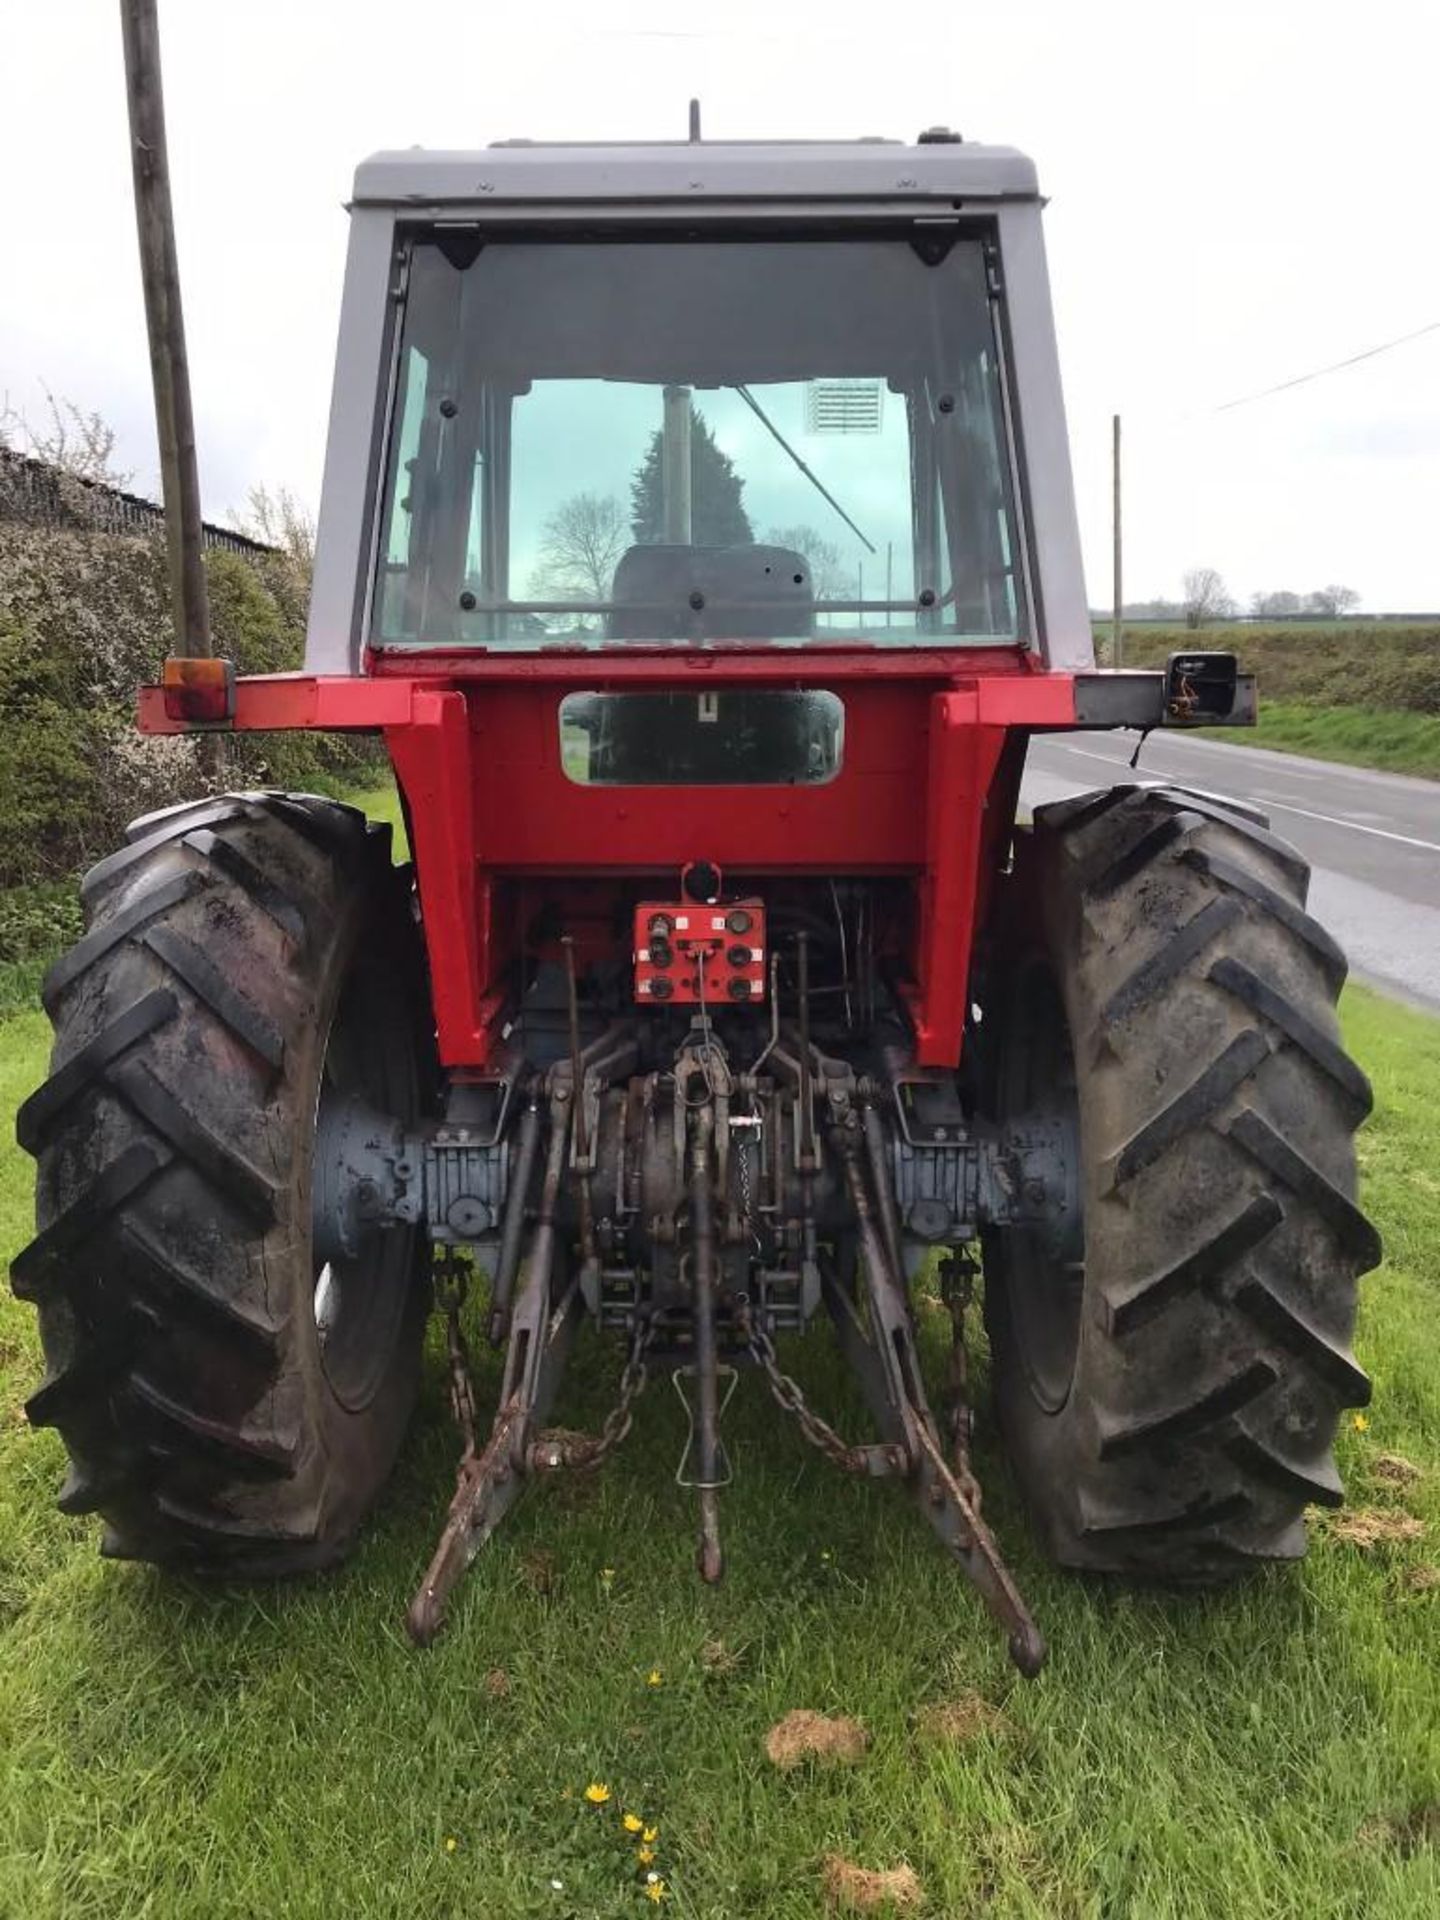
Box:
1198 703 1440 782
2 873 1438 1915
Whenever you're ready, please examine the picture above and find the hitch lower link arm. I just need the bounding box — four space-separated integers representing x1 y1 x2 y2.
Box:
827 1112 1046 1677
406 1080 582 1646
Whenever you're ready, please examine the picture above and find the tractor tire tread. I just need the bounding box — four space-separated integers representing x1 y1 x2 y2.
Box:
11 789 427 1574
1103 1193 1284 1335
15 989 179 1152
1182 845 1348 990
988 782 1377 1582
42 870 207 1013
140 924 286 1069
1109 1028 1271 1187
84 798 253 904
1208 956 1372 1118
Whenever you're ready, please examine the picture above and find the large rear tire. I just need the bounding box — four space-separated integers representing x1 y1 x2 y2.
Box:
11 792 433 1573
982 782 1380 1580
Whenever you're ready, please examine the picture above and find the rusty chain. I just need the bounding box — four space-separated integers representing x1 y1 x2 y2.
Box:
940 1250 983 1513
433 1243 656 1474
530 1313 655 1471
433 1248 479 1454
736 1128 757 1246
438 1241 979 1502
733 1113 769 1258
733 1297 881 1476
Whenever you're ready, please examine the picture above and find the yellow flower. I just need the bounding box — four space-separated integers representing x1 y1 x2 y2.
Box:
444 1837 458 1853
584 1782 611 1806
622 1812 644 1834
642 1825 659 1845
644 1876 668 1903
646 1668 663 1687
1353 1413 1370 1433
636 1845 656 1867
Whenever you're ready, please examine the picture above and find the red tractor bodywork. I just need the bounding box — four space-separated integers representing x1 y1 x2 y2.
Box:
141 653 1077 1071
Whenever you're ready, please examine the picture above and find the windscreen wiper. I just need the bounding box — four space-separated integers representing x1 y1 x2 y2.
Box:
731 384 876 555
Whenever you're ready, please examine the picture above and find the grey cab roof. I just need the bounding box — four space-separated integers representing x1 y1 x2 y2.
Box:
351 138 1040 209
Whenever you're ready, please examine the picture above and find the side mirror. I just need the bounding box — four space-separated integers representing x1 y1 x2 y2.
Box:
1164 651 1239 723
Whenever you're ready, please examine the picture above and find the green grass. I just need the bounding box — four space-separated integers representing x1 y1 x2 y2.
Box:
347 780 408 852
3 964 1439 1914
1196 702 1440 781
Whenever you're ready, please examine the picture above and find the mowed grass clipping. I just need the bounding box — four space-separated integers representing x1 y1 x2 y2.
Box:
2 982 1439 1916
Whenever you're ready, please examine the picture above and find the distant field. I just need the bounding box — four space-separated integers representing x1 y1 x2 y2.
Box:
1099 620 1440 709
1097 623 1440 780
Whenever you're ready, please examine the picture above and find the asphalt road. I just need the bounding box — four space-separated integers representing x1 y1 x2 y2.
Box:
1022 731 1440 1013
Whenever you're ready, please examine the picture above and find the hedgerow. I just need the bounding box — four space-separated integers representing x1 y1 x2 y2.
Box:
0 527 384 905
1099 622 1440 713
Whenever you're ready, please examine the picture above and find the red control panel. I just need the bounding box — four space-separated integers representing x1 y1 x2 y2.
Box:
633 899 767 1006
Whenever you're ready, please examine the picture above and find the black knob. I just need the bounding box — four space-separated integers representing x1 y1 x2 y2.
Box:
683 861 722 904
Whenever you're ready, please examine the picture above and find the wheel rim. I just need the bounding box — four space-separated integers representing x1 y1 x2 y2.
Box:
996 957 1086 1414
311 947 419 1411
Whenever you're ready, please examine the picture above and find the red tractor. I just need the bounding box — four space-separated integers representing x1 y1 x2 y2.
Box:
12 112 1377 1673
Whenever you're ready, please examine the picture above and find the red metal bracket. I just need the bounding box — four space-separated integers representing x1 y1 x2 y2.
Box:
138 673 450 734
914 691 1008 1068
384 691 492 1065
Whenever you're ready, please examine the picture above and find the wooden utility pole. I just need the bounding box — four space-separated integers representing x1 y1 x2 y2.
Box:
1111 412 1123 669
120 0 212 659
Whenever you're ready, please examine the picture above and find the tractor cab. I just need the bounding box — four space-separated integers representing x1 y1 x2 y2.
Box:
307 135 1092 677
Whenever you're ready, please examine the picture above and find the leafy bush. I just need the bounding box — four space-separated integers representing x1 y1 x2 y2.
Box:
0 878 83 964
0 527 386 893
0 877 84 1015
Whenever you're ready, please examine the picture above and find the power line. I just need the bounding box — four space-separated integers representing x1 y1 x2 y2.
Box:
1214 319 1440 413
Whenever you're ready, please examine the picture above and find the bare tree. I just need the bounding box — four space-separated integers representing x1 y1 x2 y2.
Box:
0 385 134 487
1181 567 1236 628
230 482 316 569
529 493 629 606
1250 589 1302 619
765 523 847 599
1304 584 1361 618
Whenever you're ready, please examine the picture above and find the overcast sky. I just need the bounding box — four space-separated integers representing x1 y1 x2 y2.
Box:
3 0 1436 610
